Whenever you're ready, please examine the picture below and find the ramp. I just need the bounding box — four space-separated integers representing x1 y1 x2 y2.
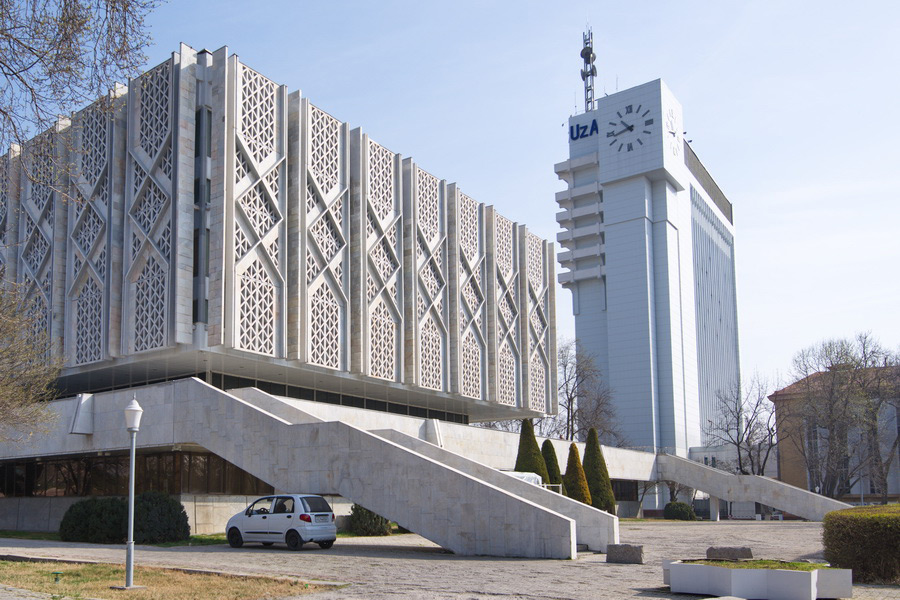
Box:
657 454 851 520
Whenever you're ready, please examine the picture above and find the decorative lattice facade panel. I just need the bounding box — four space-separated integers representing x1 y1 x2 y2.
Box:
453 190 487 399
490 212 521 407
361 138 402 381
0 154 9 261
18 135 57 346
67 102 112 364
303 103 348 368
405 165 448 391
124 59 175 354
523 232 551 413
229 61 286 356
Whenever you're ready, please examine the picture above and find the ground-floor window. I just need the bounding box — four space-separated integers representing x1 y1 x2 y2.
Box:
0 450 273 498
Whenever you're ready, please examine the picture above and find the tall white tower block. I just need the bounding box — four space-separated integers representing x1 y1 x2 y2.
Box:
555 79 740 456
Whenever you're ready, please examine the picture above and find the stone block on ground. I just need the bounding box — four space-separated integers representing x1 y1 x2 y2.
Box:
606 543 643 564
706 546 752 560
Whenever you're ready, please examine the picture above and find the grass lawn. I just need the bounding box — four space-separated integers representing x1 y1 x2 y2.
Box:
0 530 60 541
686 559 834 571
0 560 325 599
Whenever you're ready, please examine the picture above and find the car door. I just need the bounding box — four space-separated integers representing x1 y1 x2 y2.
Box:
242 497 274 542
269 496 296 541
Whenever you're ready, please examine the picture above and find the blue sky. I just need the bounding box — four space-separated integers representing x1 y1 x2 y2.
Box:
143 0 900 388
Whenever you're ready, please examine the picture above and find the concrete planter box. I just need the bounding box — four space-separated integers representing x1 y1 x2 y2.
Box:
667 561 852 600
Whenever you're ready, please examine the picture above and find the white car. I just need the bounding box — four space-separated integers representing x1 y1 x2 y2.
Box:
226 494 337 550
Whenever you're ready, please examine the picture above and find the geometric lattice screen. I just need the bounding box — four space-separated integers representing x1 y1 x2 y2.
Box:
492 213 520 407
18 134 56 351
67 103 111 364
124 59 174 353
525 233 550 412
232 63 285 356
304 103 347 369
454 190 486 400
0 153 9 272
410 166 447 391
364 139 402 381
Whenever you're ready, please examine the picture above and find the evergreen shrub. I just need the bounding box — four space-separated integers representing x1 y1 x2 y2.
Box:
134 491 190 544
59 492 190 544
583 428 616 514
823 504 900 583
514 420 549 483
663 501 697 521
348 503 391 536
59 497 127 543
541 440 563 492
562 443 591 505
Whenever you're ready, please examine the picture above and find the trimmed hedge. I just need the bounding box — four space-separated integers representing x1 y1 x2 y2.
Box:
562 443 591 505
59 492 190 544
59 497 128 543
514 420 549 483
823 504 900 583
583 428 616 514
348 503 391 536
541 440 563 492
134 491 190 544
663 501 697 521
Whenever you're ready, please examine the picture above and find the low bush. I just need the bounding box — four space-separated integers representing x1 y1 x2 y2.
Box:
347 503 391 536
59 492 190 544
134 491 190 544
59 497 127 543
823 504 900 583
663 501 697 521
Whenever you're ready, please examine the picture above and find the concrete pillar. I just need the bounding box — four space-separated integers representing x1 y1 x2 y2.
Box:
709 496 720 521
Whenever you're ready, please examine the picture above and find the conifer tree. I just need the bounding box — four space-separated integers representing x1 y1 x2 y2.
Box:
514 420 549 483
562 443 592 505
583 428 617 514
541 439 563 492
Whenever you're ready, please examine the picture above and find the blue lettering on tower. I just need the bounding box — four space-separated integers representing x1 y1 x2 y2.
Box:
569 119 599 141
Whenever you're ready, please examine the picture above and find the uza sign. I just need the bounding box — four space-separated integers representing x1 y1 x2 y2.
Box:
569 119 599 141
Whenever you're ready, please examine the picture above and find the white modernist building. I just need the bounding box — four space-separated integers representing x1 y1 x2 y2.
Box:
555 79 740 457
0 43 557 423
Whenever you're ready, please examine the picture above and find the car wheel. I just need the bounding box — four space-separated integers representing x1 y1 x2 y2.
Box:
285 529 304 551
227 528 243 548
317 540 334 549
262 542 274 546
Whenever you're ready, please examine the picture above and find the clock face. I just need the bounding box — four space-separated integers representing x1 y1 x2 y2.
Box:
665 108 681 156
605 103 654 153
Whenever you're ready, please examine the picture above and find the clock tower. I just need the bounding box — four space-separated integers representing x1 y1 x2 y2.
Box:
556 73 740 464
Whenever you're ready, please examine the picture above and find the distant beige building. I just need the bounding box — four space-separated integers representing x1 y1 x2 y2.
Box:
770 368 900 503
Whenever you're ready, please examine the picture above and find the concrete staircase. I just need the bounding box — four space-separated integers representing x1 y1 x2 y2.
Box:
176 380 577 558
228 386 618 553
657 454 851 520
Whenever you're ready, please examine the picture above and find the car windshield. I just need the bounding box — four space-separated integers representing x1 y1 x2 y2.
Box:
302 496 331 513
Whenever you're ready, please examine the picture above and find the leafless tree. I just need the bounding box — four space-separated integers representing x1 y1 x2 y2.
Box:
782 333 899 501
535 339 624 444
1 0 156 151
665 480 695 504
635 480 658 518
0 283 63 442
703 375 777 476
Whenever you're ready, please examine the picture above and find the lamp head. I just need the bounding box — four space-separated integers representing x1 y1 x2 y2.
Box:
124 395 143 431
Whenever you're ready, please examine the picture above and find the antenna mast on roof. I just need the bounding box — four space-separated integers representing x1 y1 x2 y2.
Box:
580 28 597 112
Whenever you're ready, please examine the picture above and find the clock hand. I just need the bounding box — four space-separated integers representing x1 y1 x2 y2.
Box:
620 120 635 131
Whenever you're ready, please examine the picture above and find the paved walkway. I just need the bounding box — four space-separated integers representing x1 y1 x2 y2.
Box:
0 521 897 599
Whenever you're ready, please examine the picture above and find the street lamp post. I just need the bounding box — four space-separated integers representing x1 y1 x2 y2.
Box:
123 395 143 589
